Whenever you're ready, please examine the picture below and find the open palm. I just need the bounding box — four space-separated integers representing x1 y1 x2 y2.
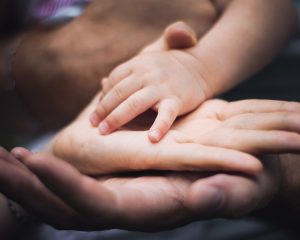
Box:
4 96 300 230
51 96 300 175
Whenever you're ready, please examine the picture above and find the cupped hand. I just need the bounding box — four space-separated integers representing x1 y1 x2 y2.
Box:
51 96 300 175
5 147 280 231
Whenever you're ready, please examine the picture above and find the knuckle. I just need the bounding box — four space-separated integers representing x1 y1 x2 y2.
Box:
105 114 120 128
96 103 108 116
107 80 115 91
112 86 124 101
127 98 140 112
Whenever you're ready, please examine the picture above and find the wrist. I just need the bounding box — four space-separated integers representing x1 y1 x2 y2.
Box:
179 49 216 99
185 46 246 97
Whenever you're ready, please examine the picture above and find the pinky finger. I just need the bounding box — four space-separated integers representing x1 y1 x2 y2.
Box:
148 98 180 142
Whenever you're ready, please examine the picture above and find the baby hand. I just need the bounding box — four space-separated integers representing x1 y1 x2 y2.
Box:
91 49 210 142
90 22 206 142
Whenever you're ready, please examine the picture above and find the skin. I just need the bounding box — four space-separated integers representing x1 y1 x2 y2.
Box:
0 0 218 132
1 98 300 233
45 22 300 176
48 95 300 175
91 0 298 142
0 0 298 236
3 149 281 231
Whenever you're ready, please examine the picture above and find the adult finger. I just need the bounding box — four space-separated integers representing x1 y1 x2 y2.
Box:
137 143 262 174
0 147 28 170
187 171 275 218
11 147 32 160
224 112 300 133
222 100 300 120
0 156 81 229
22 153 121 229
199 128 300 155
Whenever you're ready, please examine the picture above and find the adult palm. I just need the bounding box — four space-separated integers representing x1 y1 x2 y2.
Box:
51 97 300 175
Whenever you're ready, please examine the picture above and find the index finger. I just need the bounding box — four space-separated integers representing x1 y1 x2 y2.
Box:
22 153 121 228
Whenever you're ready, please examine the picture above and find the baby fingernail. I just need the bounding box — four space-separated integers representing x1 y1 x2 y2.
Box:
149 129 161 142
90 112 100 126
99 121 110 135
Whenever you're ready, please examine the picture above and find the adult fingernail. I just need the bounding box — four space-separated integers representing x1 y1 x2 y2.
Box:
11 148 28 162
149 129 161 142
90 112 100 126
99 121 110 135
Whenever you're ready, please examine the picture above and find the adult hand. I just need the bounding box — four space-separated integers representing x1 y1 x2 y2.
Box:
50 97 300 175
0 147 82 229
5 147 280 231
7 96 300 231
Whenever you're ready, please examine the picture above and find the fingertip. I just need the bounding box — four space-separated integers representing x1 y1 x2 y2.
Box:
226 150 263 175
249 159 263 174
89 112 101 127
164 21 197 49
11 147 32 161
99 121 111 135
240 155 263 174
148 129 162 143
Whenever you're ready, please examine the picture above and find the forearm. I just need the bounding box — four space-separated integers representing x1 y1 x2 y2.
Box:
186 0 298 96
